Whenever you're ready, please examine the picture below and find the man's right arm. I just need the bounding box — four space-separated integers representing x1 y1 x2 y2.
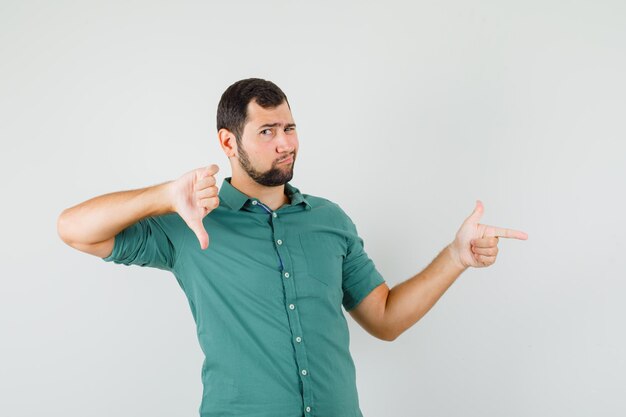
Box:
56 181 175 258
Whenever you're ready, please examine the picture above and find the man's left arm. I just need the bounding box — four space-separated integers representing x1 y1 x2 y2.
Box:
348 200 528 341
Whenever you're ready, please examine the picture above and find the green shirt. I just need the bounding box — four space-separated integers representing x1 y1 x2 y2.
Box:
102 176 386 417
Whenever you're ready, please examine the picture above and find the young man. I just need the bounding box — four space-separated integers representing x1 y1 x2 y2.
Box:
57 78 528 417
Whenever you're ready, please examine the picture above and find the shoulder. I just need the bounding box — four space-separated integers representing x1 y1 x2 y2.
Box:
301 193 353 226
302 192 341 212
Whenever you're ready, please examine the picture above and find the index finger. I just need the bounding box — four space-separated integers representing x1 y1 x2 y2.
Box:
197 164 219 180
484 225 528 240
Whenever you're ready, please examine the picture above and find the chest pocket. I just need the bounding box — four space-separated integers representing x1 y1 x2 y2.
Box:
298 232 345 288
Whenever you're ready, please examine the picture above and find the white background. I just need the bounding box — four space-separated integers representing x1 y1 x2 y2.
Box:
1 1 624 416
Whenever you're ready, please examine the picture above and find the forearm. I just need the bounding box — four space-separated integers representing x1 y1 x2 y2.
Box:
57 181 174 245
383 244 467 340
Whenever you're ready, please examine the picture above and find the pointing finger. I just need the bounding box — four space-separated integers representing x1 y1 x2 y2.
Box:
484 225 528 240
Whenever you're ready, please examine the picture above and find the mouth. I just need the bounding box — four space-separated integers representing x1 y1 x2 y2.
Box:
277 154 294 164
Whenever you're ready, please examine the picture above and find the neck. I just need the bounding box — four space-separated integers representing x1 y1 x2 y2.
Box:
229 174 290 211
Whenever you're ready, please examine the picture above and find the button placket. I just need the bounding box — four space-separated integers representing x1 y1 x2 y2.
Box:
254 199 314 412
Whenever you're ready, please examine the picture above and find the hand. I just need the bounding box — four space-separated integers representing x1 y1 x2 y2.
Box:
170 164 220 250
448 200 528 269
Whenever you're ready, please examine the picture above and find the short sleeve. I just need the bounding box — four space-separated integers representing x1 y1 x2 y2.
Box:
336 205 386 311
101 213 184 271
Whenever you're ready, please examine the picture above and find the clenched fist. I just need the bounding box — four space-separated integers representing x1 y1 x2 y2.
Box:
170 164 220 250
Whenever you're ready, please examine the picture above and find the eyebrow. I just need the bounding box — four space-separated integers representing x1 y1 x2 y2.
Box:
257 122 296 130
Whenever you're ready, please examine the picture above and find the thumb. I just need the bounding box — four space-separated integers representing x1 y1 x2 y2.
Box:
465 199 484 224
188 218 210 250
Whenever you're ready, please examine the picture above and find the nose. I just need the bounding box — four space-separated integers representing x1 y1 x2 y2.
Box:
276 130 296 154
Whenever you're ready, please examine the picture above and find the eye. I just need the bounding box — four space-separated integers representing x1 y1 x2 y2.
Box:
285 127 295 132
260 129 273 135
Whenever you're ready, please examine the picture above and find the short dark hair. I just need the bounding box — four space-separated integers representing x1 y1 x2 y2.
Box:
216 78 290 144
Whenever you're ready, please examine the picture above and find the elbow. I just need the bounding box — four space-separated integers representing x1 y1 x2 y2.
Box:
380 334 398 342
378 327 399 342
57 210 67 242
57 209 73 245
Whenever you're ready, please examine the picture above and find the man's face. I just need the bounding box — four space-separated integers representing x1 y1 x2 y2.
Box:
235 100 298 187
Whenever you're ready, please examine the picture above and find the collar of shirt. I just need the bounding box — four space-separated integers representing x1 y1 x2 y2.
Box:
218 176 312 211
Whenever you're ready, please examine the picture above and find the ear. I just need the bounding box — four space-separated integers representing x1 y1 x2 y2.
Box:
218 128 237 157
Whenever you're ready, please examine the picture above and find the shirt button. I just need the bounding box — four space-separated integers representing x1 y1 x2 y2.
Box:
295 336 302 343
305 406 311 413
272 212 277 218
284 272 290 278
301 369 307 376
252 200 258 205
289 304 295 310
277 239 283 245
